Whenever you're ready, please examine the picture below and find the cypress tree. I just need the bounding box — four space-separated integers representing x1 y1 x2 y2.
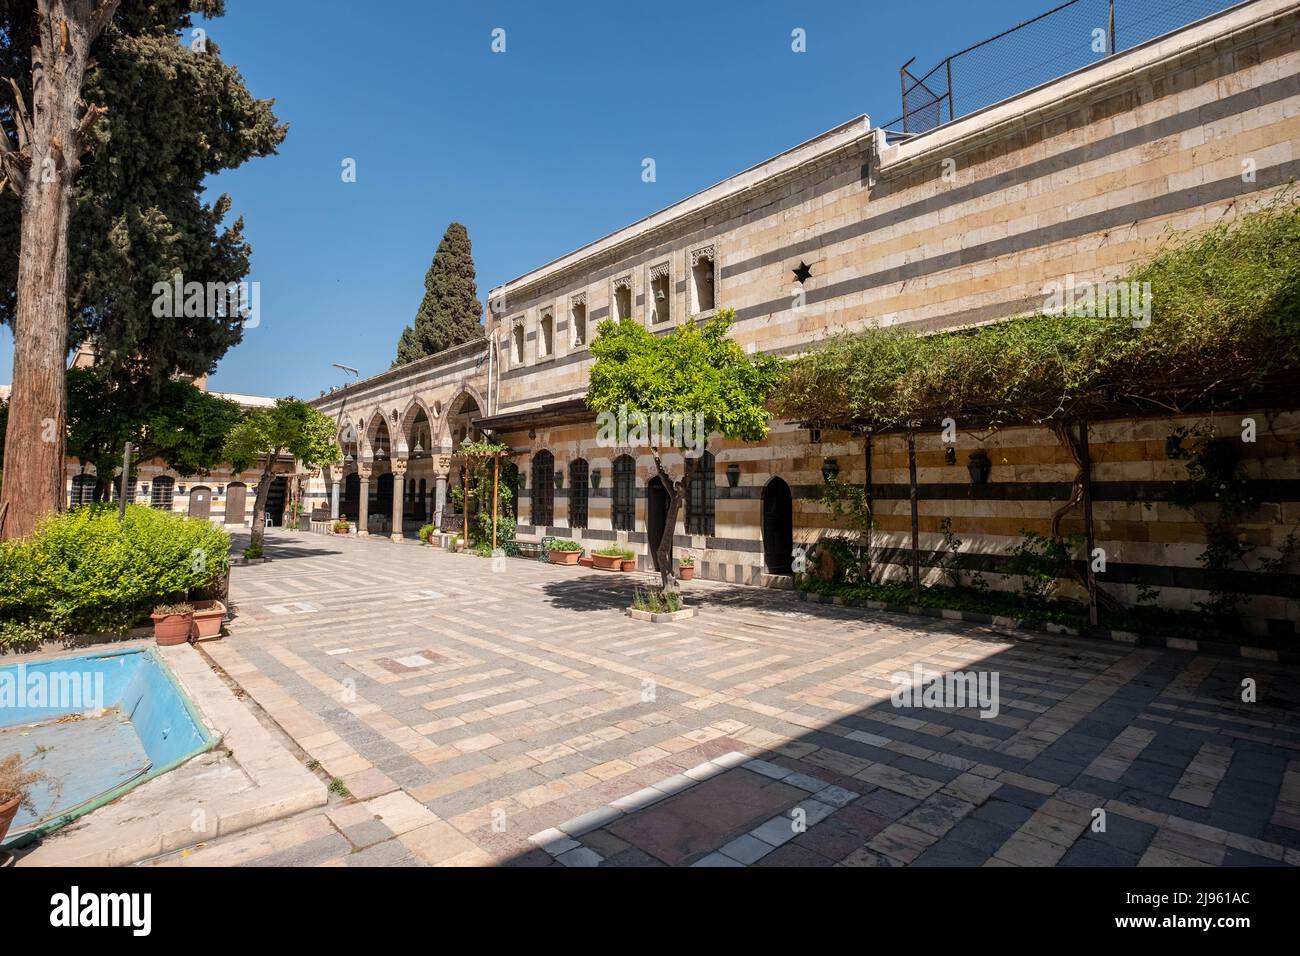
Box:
395 222 485 365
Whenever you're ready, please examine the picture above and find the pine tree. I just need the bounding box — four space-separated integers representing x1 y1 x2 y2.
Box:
394 222 485 366
0 1 286 538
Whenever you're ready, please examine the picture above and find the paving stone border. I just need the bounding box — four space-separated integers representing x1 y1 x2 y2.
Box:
526 751 858 867
796 591 1297 664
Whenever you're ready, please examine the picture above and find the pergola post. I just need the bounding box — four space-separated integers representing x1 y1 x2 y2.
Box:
492 456 500 550
863 429 874 573
907 425 920 605
1079 420 1099 627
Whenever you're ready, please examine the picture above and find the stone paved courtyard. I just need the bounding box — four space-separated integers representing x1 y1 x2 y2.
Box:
153 530 1300 867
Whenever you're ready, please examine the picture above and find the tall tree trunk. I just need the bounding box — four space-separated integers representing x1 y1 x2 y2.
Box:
0 1 119 539
658 490 683 595
249 453 278 551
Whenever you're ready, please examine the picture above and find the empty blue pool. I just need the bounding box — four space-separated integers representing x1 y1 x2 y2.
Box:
0 647 214 845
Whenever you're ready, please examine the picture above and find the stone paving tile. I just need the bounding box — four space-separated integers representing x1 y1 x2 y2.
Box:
150 530 1300 868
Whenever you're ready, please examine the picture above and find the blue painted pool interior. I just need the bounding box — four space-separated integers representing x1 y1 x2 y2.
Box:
1 647 213 840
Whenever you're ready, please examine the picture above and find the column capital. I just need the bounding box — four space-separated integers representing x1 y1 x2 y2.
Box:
392 459 409 477
357 462 373 479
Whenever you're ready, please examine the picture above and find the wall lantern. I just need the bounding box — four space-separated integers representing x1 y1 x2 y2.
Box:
590 468 602 490
655 289 666 301
945 446 957 466
178 485 187 495
726 462 741 488
554 470 564 491
216 485 224 495
821 458 839 483
141 484 150 496
967 450 992 485
1165 433 1186 460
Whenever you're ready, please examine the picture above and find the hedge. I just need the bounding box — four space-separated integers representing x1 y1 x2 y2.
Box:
0 504 230 647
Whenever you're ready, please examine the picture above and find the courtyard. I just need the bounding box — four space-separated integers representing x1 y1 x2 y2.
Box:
146 530 1300 867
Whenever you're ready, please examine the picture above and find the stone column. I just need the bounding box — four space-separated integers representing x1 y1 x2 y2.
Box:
391 460 408 542
330 477 341 520
434 458 449 531
357 463 372 535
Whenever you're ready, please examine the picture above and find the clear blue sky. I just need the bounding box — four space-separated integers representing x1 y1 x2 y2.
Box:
1 0 1053 398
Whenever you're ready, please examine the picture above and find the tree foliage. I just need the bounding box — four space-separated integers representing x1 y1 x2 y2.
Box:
0 0 287 402
586 311 783 591
394 222 485 365
776 199 1300 429
0 369 244 496
587 311 783 443
222 398 337 548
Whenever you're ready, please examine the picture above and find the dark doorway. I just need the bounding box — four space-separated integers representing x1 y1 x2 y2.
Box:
266 476 288 526
376 473 394 527
342 473 360 520
225 482 247 524
762 477 793 574
647 476 671 572
188 485 212 520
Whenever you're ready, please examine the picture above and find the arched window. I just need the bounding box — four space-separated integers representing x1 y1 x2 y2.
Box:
612 454 636 531
685 451 716 536
531 450 554 528
111 477 137 503
568 458 589 529
69 474 97 508
151 475 175 510
539 311 555 358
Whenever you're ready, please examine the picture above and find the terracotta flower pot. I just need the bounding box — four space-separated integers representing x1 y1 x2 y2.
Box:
592 554 621 571
679 566 695 581
190 599 227 640
549 549 581 565
621 559 637 572
577 556 594 568
151 611 193 646
0 794 20 846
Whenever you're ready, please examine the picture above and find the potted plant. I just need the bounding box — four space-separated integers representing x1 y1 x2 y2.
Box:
419 523 435 545
578 553 595 568
620 550 637 572
333 519 351 535
547 539 583 565
150 602 194 646
190 599 227 640
592 545 625 571
678 554 695 581
0 753 47 846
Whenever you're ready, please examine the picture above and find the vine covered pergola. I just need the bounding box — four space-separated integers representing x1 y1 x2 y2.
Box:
774 199 1300 623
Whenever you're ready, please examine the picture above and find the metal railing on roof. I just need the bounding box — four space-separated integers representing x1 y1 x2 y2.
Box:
880 0 1248 141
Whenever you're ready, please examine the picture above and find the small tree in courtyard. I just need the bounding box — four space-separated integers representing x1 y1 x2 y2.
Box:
587 310 783 594
222 399 337 551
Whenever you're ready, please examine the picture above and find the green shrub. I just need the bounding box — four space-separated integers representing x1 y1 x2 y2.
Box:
548 539 583 552
0 504 230 646
632 587 683 613
594 545 635 559
418 523 435 542
242 544 264 560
